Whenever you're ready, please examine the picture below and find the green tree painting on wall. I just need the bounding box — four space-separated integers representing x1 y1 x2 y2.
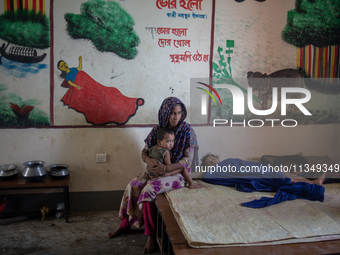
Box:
282 0 340 47
64 0 140 60
0 0 50 64
0 11 49 49
282 0 340 91
281 0 340 124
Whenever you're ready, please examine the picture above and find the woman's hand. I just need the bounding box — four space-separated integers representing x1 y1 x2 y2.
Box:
151 160 166 176
143 156 157 171
142 150 159 171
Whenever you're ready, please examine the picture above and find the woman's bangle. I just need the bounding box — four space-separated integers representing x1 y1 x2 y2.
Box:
163 166 166 174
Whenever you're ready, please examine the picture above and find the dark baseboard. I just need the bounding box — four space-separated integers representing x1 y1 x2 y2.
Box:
70 190 124 211
0 190 124 214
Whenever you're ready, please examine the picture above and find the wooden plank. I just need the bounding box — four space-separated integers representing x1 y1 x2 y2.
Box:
0 175 70 189
155 194 168 213
166 226 186 244
173 241 340 255
161 209 180 227
157 193 340 255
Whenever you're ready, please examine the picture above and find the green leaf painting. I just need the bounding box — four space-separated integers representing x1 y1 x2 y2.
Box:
282 0 340 47
0 9 50 49
65 0 140 60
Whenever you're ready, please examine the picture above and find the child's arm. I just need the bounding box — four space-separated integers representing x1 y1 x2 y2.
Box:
161 151 182 177
159 151 173 177
163 151 171 165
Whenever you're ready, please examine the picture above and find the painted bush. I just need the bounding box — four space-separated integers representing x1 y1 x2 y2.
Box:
64 0 140 60
0 0 50 49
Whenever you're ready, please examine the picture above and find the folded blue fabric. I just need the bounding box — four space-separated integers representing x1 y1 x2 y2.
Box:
201 158 325 208
241 182 325 208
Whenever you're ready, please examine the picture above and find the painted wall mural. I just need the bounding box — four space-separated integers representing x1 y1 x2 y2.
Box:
53 0 211 126
0 83 49 127
0 0 49 64
0 0 49 48
283 0 340 90
282 0 340 48
0 0 50 127
0 0 211 127
64 0 140 60
0 0 338 128
145 0 210 65
208 0 340 125
57 0 144 125
146 26 209 64
57 56 144 125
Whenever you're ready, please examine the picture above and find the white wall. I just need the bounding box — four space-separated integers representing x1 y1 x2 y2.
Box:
1 123 339 191
0 0 339 193
196 124 340 160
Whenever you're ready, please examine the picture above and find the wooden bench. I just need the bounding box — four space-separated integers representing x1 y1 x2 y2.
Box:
0 175 70 223
155 193 340 255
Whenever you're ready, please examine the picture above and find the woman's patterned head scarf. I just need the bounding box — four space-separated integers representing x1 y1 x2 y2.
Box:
157 97 187 128
145 97 198 167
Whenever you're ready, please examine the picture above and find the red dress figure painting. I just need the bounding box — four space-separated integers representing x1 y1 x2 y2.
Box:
57 56 144 125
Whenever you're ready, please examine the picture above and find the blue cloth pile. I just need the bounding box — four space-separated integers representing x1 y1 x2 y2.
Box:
201 158 324 208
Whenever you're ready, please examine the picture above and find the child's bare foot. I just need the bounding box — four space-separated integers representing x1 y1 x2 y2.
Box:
188 181 202 189
107 227 131 238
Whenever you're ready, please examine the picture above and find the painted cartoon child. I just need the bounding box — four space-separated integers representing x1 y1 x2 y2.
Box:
147 127 201 189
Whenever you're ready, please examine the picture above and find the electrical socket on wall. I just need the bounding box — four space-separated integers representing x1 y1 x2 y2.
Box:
96 154 107 163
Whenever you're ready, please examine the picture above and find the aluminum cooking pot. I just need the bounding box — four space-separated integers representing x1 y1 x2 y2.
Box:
0 164 18 180
22 161 47 182
48 164 69 179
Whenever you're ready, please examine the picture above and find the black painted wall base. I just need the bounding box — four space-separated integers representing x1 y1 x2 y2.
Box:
0 190 124 214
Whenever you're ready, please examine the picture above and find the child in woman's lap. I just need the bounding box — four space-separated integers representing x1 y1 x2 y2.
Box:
147 127 201 189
